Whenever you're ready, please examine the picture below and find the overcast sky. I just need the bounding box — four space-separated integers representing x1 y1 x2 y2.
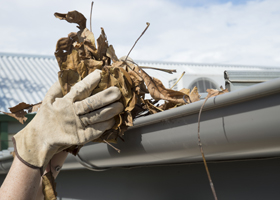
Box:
1 0 280 67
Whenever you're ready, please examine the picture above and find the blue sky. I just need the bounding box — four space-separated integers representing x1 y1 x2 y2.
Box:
0 0 279 67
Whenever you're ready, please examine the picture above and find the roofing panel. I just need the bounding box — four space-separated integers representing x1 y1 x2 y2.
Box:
0 53 58 112
1 52 280 112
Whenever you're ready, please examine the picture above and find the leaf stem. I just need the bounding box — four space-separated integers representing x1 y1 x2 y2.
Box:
170 71 185 89
90 1 94 32
103 139 120 153
139 66 177 74
125 22 150 62
198 94 218 200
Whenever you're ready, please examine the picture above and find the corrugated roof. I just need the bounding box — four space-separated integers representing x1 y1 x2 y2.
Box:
1 52 280 112
0 53 58 112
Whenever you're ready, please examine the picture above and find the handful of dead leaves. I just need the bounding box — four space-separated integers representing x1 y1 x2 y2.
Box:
52 10 201 154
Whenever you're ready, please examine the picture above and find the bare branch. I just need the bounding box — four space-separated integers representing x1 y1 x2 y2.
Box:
170 71 185 89
90 1 94 32
125 22 150 62
198 94 218 200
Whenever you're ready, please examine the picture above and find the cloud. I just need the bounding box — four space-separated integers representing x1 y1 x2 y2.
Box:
0 0 280 67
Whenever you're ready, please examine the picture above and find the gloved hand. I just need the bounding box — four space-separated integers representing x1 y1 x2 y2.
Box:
13 69 123 175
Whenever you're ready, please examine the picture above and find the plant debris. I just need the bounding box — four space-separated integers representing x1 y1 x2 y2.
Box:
51 10 202 154
197 86 229 200
2 10 201 152
0 102 41 124
42 170 57 200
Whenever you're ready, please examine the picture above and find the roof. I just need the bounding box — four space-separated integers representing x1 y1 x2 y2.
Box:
1 52 280 112
0 53 58 112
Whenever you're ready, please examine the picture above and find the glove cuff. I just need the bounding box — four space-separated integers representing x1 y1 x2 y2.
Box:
12 137 44 175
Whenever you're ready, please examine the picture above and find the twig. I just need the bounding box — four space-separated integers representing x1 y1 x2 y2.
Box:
125 22 150 62
139 66 177 74
170 71 185 89
103 139 120 153
90 1 94 32
146 100 164 112
198 94 218 200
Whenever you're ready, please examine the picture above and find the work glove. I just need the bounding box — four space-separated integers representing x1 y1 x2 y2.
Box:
12 69 124 175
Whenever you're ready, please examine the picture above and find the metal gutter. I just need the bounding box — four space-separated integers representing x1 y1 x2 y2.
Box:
0 148 14 174
130 77 280 129
0 155 13 174
1 78 280 172
63 77 280 170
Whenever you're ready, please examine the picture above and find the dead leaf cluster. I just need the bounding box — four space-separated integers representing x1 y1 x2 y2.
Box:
50 10 202 154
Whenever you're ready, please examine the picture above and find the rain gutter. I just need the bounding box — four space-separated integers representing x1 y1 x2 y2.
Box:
63 77 280 170
1 78 280 172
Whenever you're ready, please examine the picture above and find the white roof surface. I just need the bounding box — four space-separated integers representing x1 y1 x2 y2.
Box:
1 52 279 112
0 53 58 112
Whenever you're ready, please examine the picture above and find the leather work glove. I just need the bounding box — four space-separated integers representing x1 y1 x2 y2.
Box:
12 69 124 175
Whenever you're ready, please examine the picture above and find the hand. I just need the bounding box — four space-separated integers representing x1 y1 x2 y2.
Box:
13 69 123 174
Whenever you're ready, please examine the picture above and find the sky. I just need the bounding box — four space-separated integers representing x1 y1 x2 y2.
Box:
1 0 280 67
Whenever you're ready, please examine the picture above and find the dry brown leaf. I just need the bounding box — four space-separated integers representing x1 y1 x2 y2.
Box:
206 86 229 98
9 102 33 113
77 28 96 49
96 28 109 60
189 86 201 102
77 28 97 59
125 92 137 112
112 60 125 68
106 45 119 63
42 170 57 200
61 49 80 71
76 61 88 79
124 111 134 126
55 32 78 70
139 68 189 104
157 101 177 110
180 88 190 95
58 69 80 95
1 102 42 124
54 10 86 30
2 111 27 124
82 59 103 74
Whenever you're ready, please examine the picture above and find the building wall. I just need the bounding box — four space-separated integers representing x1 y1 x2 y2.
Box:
2 157 277 200
0 114 33 150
